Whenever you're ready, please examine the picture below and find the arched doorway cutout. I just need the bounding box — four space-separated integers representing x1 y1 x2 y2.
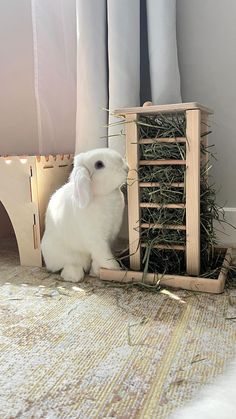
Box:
0 201 19 262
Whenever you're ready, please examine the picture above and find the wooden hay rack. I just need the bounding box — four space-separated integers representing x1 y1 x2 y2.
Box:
100 102 232 293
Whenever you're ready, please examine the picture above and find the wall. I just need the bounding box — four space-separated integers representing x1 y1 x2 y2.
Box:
177 0 236 243
0 0 39 155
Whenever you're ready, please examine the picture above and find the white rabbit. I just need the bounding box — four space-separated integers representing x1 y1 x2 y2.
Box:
41 148 129 282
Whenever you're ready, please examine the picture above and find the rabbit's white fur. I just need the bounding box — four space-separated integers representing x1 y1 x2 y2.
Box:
41 148 129 282
170 357 236 419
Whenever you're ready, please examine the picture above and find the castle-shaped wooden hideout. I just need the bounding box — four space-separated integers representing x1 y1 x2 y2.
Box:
100 102 232 294
0 155 73 267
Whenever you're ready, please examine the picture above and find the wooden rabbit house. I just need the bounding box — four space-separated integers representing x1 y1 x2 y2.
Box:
100 102 232 294
0 155 73 267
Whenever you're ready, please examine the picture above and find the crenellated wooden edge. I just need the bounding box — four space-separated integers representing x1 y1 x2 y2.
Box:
100 248 233 294
0 154 73 163
36 154 72 164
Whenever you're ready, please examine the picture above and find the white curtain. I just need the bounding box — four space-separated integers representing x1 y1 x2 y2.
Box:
31 0 77 155
0 0 180 156
76 0 181 155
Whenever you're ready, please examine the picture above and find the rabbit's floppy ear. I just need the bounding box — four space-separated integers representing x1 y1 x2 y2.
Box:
71 157 92 208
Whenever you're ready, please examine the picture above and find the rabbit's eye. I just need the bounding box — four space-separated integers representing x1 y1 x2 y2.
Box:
94 160 105 170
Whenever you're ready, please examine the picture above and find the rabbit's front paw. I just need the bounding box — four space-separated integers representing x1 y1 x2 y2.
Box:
105 260 121 270
89 260 100 277
90 259 120 277
61 265 84 283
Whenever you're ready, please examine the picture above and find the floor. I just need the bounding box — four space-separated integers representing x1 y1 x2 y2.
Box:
0 240 236 419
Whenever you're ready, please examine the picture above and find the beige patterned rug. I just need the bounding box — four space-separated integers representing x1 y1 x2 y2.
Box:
0 239 236 418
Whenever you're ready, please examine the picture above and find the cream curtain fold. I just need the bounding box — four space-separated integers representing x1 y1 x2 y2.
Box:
76 0 181 155
31 0 77 155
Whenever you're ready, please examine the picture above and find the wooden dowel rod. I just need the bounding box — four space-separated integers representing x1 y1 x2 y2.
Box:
141 223 186 230
139 160 186 166
139 137 186 144
139 182 185 188
141 243 185 251
140 203 186 209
